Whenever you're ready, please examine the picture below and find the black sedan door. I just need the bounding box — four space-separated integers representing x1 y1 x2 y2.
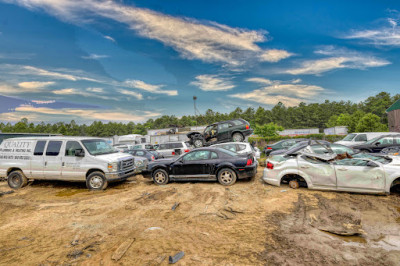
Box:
171 150 211 177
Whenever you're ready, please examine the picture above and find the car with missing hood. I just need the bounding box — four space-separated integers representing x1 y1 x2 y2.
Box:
187 119 253 148
262 142 400 195
143 147 257 186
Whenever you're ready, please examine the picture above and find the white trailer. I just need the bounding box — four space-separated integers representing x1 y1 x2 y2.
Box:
324 126 348 135
278 128 319 136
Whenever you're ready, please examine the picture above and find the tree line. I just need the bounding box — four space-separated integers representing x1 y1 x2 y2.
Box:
0 91 398 137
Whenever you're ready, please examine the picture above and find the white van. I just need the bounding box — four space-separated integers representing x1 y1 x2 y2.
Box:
335 132 400 147
0 137 136 190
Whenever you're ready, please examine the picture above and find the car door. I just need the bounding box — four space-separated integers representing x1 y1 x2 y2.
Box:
43 140 63 179
171 150 210 177
62 141 85 180
297 155 336 188
217 122 232 141
30 140 47 179
335 159 385 191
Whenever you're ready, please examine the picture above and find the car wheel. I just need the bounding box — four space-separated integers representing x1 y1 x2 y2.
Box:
86 171 108 190
289 180 299 189
193 138 204 148
232 132 244 142
153 169 169 185
7 170 28 189
217 168 237 186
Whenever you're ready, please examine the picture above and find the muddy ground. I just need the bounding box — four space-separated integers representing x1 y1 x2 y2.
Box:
0 167 400 265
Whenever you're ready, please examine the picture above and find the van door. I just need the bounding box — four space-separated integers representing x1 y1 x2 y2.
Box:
62 141 86 181
43 141 63 179
30 140 47 179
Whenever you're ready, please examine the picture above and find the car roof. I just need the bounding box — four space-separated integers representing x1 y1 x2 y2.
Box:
2 136 108 141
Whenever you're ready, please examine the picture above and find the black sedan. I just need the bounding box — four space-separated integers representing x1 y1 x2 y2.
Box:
143 147 257 186
353 134 400 153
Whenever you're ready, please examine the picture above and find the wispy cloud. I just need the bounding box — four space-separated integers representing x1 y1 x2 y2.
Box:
18 81 55 90
81 53 109 60
245 77 274 85
53 87 118 101
118 89 143 100
231 79 325 106
343 13 400 47
283 47 390 75
5 0 292 67
191 74 235 91
103 35 116 43
124 80 178 96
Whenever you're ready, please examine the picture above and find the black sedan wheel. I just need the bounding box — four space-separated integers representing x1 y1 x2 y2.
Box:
153 169 169 185
217 168 237 186
7 170 28 189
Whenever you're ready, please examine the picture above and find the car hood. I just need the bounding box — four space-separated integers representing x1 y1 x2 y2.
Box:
94 152 133 163
149 158 176 165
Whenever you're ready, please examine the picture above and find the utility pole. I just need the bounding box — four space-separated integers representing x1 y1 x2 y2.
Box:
193 96 200 116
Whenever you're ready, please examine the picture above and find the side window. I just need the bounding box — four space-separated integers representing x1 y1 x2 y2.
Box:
231 120 244 126
159 144 167 150
218 123 231 131
354 134 367 142
211 152 218 159
173 143 183 148
46 141 62 156
379 137 393 145
183 151 210 161
65 141 83 156
237 144 247 151
394 136 400 144
136 151 145 156
34 141 47 156
221 144 237 152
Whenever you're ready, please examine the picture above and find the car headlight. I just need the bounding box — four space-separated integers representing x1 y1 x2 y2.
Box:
107 162 119 172
135 160 144 167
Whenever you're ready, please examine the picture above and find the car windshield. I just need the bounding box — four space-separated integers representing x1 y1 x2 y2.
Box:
82 139 117 155
365 136 381 144
342 134 356 141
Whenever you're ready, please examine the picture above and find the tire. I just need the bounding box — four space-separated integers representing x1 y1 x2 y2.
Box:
153 169 169 185
232 132 244 142
217 168 237 186
86 171 108 190
193 137 204 148
7 170 28 189
289 180 299 189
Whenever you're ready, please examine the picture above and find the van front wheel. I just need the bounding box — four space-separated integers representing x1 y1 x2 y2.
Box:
86 171 108 190
7 170 28 189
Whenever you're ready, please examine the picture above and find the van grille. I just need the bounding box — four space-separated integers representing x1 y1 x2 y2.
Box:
121 158 134 170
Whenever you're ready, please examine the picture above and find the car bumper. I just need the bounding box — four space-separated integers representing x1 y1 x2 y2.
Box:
262 168 280 186
105 167 136 182
237 165 257 179
242 129 254 136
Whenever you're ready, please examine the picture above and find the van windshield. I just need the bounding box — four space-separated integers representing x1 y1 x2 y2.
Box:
342 134 356 141
82 139 117 155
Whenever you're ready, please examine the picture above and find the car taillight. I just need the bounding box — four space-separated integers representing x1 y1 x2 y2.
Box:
267 147 272 150
266 162 274 169
246 124 249 130
184 149 190 153
151 156 155 161
172 151 175 155
246 159 252 166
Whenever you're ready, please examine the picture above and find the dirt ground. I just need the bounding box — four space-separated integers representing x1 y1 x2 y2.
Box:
0 167 400 265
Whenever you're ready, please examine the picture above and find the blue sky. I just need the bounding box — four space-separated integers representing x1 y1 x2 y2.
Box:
0 0 399 123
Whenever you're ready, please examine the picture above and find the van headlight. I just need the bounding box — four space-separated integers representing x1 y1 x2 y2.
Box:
107 162 119 172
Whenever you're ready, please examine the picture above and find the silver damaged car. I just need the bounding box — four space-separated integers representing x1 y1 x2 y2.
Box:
262 146 400 195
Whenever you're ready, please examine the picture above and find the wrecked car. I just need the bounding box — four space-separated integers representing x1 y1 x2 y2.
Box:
143 147 257 186
187 119 253 148
262 143 400 194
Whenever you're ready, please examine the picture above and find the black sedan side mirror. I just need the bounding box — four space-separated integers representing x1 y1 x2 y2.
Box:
375 142 381 146
75 149 85 157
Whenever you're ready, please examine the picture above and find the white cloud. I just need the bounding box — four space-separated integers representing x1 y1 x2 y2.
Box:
0 105 160 122
283 47 390 75
190 75 235 91
53 88 118 101
230 80 325 106
5 0 292 66
81 53 109 60
118 89 143 100
18 81 55 90
344 16 400 47
86 87 104 93
259 49 293 62
124 80 178 96
246 77 274 85
104 35 116 42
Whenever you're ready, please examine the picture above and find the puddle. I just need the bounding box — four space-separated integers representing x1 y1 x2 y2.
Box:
322 231 367 244
55 189 86 197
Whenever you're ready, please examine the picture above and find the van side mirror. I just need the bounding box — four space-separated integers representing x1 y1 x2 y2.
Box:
75 149 85 157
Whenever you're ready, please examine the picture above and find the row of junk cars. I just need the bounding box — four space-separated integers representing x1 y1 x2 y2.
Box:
0 120 399 195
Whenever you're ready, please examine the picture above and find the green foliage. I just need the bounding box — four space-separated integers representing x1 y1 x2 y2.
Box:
355 113 388 132
0 91 398 137
254 123 284 137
